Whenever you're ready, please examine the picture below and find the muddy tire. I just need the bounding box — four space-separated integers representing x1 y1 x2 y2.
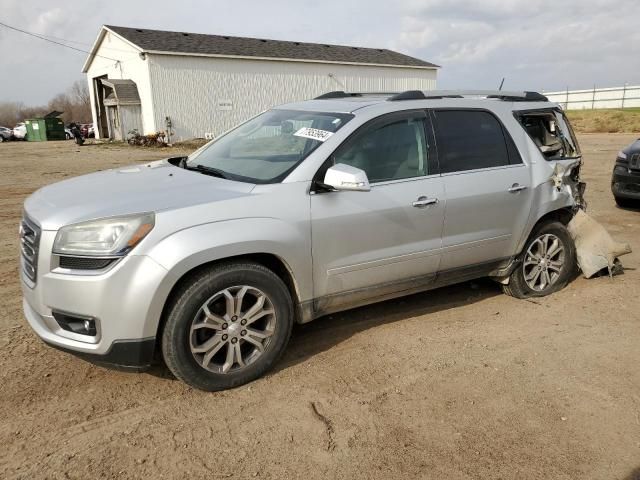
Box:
503 221 576 299
161 261 293 391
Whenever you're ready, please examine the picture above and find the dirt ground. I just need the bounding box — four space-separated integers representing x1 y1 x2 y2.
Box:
0 135 639 480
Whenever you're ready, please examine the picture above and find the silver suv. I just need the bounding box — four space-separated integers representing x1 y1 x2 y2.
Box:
20 90 585 391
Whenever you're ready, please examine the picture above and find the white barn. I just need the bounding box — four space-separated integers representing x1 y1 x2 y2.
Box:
82 25 439 141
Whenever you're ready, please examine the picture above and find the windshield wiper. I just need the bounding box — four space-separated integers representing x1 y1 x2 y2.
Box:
185 164 230 179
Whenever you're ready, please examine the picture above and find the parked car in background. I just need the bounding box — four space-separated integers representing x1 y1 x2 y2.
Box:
612 139 640 208
64 127 73 140
0 126 12 142
13 123 27 140
20 89 585 391
79 124 95 138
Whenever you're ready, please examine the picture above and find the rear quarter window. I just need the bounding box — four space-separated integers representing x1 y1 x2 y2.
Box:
516 109 580 160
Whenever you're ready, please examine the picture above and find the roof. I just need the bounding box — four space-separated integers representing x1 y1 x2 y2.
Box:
101 79 141 105
87 25 438 70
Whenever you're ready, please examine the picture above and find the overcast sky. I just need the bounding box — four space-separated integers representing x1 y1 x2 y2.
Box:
1 0 639 105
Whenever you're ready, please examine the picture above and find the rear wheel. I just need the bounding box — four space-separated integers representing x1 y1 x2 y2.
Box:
161 262 293 391
503 221 576 299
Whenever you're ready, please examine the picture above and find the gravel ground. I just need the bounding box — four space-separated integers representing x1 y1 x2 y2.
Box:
0 135 639 480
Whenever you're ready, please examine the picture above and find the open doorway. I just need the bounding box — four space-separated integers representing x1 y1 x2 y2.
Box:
92 75 109 138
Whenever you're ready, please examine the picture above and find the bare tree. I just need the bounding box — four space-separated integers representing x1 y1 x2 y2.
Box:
0 101 25 127
70 80 90 106
0 79 92 127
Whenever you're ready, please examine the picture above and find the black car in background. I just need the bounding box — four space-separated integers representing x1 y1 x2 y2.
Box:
612 139 640 208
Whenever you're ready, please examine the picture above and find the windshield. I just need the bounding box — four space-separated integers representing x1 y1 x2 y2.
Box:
187 109 353 183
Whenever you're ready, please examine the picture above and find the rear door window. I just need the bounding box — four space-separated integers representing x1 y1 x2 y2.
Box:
433 110 512 173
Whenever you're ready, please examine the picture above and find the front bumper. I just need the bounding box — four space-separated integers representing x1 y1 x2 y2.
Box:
21 229 169 369
612 167 640 199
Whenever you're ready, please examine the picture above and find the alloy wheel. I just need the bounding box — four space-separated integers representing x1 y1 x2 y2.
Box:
189 285 276 374
523 233 565 291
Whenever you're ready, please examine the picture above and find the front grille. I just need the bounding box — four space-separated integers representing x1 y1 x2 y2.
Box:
20 216 41 283
58 256 116 270
630 153 640 170
624 183 640 194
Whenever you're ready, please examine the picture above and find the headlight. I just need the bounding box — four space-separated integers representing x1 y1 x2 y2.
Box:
53 213 154 256
617 151 627 160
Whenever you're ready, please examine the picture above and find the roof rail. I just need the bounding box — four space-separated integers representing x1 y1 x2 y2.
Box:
314 91 397 100
315 90 550 102
387 91 464 101
388 90 549 102
314 91 361 99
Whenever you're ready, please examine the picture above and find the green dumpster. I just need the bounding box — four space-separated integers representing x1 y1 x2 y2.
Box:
25 111 66 141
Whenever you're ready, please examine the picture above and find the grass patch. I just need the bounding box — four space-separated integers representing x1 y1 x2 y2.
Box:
566 109 640 133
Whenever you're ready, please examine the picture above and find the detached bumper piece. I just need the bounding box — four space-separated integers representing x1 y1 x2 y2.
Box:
567 209 632 278
43 338 156 371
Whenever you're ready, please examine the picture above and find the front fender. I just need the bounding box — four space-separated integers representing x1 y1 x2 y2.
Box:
141 217 312 335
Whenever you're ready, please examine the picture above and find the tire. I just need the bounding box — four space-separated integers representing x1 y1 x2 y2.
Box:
66 133 71 140
614 196 638 209
0 136 4 143
161 261 294 391
503 221 576 299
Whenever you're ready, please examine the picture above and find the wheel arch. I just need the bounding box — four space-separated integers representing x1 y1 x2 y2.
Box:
494 206 576 282
154 252 303 347
517 206 576 254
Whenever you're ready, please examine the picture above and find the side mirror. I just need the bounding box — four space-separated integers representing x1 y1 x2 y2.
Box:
323 163 371 192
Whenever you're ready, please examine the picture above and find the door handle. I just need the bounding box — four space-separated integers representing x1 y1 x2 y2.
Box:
412 196 439 208
508 184 528 193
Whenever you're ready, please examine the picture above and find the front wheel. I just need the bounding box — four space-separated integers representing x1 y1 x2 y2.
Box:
503 221 576 299
161 262 294 391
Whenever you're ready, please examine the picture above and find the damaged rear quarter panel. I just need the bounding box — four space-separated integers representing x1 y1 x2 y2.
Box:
512 123 583 255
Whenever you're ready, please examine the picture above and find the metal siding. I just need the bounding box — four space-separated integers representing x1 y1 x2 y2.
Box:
86 32 155 138
120 105 143 139
147 55 437 140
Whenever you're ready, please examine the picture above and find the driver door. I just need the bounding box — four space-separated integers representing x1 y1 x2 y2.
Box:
310 110 445 312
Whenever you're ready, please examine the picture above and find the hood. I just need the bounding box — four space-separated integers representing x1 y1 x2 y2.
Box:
622 139 640 155
25 160 255 230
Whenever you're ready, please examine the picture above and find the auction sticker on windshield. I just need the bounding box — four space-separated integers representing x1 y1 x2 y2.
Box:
294 127 334 142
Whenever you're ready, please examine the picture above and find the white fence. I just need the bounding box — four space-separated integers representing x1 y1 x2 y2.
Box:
543 85 640 110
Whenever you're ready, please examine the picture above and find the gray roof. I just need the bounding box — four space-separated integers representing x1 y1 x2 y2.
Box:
101 79 141 104
105 25 439 69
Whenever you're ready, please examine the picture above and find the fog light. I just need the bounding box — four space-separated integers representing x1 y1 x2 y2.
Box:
52 311 97 336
